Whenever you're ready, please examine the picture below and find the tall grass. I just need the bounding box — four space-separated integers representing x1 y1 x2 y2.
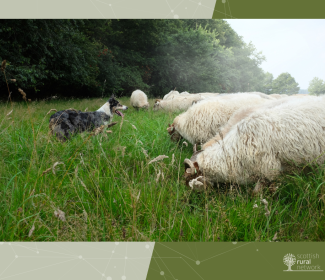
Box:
0 97 324 241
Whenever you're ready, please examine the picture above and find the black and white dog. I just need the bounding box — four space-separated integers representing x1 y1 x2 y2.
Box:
49 95 128 141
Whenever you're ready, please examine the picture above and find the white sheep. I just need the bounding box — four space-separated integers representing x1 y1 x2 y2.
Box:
269 94 283 99
184 96 325 189
269 93 309 100
290 94 310 98
197 92 220 98
224 92 273 100
153 94 205 112
163 91 218 100
130 89 150 110
163 90 180 100
167 93 270 145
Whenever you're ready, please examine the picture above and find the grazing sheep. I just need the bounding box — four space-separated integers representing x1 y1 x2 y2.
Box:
179 92 219 98
130 89 150 110
269 93 309 100
202 97 293 149
167 93 270 145
269 94 283 99
192 92 272 106
225 92 273 100
49 95 128 141
290 94 310 97
184 96 325 189
197 92 220 98
153 94 205 112
163 90 180 100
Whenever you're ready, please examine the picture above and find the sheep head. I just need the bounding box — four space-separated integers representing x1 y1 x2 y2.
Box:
142 102 150 109
183 146 212 191
167 123 182 142
153 99 162 111
183 157 201 184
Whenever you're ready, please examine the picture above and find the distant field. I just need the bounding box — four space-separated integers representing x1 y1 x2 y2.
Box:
0 97 324 241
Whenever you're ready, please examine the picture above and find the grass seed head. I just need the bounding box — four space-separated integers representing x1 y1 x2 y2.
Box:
136 190 141 202
121 146 126 157
171 154 175 165
261 198 270 217
54 209 66 222
80 179 90 193
18 88 27 101
92 125 105 136
83 210 88 222
148 155 169 165
1 60 6 72
42 167 52 176
272 232 278 241
156 169 161 183
52 162 65 175
141 148 148 157
28 224 35 237
46 109 57 116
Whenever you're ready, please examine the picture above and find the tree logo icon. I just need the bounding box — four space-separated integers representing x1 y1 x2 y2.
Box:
283 253 296 271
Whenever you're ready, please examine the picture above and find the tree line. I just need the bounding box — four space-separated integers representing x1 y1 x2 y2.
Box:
0 19 313 100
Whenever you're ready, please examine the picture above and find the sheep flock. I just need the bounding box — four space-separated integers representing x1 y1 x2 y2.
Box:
128 89 323 192
50 88 321 193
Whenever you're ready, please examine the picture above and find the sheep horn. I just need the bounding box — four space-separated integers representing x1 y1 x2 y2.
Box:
184 158 195 175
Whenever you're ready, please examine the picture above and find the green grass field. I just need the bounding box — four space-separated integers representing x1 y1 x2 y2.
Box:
0 97 324 241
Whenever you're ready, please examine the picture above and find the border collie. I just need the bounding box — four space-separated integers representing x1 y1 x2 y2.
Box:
49 95 128 141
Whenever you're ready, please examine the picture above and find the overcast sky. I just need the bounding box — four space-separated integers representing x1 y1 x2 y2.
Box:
224 19 325 89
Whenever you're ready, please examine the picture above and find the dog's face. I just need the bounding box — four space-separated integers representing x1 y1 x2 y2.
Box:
108 95 128 117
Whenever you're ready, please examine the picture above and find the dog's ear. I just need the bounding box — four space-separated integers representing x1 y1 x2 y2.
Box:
107 94 114 103
108 94 115 102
